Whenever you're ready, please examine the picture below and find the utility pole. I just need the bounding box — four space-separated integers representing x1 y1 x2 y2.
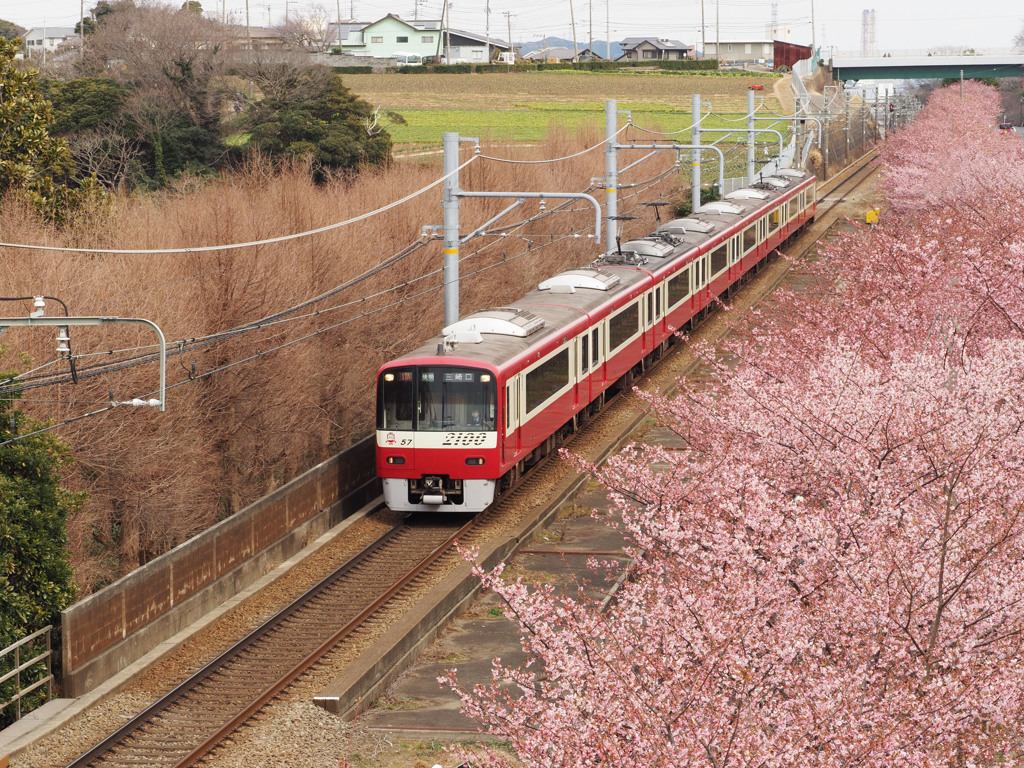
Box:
810 0 816 59
244 1 252 96
605 0 610 60
443 0 451 64
569 0 578 61
336 0 341 49
504 11 513 62
700 0 705 58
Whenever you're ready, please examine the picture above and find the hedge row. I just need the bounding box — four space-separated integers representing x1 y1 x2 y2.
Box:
390 59 722 75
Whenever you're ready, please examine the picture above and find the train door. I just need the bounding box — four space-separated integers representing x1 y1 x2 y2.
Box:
578 331 591 406
591 325 603 385
645 291 654 353
697 254 708 307
504 375 520 461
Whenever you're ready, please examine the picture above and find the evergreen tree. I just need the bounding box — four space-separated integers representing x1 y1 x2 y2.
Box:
246 75 392 179
0 37 79 220
0 372 82 723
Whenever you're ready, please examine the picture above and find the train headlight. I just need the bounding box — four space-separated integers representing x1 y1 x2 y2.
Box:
386 456 405 465
384 373 395 382
465 457 485 465
480 374 491 382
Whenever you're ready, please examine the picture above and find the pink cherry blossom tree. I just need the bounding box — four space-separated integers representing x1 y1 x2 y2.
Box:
443 82 1024 768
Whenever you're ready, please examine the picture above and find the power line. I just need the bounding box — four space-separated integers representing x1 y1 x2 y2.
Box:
0 155 478 255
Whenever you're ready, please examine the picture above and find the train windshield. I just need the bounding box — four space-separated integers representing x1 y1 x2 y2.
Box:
378 366 497 432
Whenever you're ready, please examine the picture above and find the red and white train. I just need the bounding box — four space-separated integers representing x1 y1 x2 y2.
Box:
376 169 818 512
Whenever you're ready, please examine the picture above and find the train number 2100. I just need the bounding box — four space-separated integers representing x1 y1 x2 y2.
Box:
441 432 488 447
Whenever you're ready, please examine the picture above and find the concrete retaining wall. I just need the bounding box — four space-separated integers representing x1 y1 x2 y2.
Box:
61 437 379 697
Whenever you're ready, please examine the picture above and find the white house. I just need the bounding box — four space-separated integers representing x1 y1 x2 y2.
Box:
704 40 774 64
22 27 78 57
338 14 508 63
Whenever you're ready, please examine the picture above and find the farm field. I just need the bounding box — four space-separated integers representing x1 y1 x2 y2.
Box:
342 70 788 149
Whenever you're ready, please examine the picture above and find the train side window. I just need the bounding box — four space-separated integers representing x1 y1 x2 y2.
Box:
646 293 653 327
769 207 781 232
742 225 757 253
655 286 662 319
525 349 570 413
581 334 590 373
609 301 640 353
668 266 690 307
710 244 728 275
591 327 600 367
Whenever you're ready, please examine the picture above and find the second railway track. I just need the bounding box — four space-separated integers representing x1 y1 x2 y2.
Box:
65 516 473 768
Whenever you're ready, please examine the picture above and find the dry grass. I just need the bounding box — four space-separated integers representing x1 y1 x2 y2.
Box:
1 122 683 589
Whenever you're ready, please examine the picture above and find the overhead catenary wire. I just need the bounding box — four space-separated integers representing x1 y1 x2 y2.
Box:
476 124 629 164
0 155 478 256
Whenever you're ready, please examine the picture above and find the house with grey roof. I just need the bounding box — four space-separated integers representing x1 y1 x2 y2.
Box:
617 37 693 62
21 27 77 57
522 46 604 62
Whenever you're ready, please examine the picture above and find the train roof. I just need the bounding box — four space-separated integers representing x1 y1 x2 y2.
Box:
384 171 814 372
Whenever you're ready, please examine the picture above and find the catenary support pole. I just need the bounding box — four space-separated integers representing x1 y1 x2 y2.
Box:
747 88 756 184
442 132 460 327
605 100 618 253
692 93 702 213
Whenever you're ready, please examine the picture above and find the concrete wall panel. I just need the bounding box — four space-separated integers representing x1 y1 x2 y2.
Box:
65 591 124 671
286 478 318 527
122 562 172 636
252 498 289 553
172 537 217 603
215 518 254 575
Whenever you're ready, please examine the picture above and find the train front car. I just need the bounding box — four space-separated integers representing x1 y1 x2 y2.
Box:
376 359 500 513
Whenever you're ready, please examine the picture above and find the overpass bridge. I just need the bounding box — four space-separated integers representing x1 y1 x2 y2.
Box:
832 54 1024 81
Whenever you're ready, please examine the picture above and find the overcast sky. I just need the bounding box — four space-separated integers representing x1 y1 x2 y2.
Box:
6 0 1023 55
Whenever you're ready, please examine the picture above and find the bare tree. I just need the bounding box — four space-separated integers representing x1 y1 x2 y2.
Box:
303 4 335 53
81 0 231 127
69 116 146 191
273 15 320 51
236 49 333 103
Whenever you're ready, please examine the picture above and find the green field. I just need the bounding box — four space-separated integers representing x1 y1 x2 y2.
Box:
342 70 791 150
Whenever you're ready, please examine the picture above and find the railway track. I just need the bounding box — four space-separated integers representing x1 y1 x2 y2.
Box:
58 153 881 768
64 515 474 768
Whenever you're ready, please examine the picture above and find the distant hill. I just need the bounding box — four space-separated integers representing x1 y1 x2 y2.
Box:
516 35 623 61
